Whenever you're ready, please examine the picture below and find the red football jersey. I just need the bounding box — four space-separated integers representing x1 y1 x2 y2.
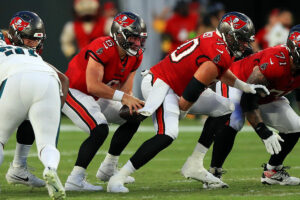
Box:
230 45 300 104
66 36 143 96
150 31 233 96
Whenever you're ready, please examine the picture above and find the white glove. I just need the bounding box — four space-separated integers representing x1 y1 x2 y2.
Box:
234 79 270 95
263 133 284 155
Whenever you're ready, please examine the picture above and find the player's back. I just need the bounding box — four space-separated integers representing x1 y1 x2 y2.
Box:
150 31 232 96
0 43 56 83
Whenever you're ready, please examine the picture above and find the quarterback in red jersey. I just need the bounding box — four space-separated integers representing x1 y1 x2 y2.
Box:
62 12 147 191
107 12 268 193
184 24 300 189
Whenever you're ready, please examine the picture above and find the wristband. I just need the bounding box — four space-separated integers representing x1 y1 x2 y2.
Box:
113 90 124 101
254 122 272 139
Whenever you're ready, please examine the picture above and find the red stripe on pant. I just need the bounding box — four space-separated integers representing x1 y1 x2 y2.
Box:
66 93 96 130
221 83 228 98
156 105 165 135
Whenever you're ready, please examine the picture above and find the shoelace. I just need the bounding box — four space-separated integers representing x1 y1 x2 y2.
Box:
276 166 291 178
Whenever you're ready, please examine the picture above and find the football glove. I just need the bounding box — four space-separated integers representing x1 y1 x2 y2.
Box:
263 133 284 155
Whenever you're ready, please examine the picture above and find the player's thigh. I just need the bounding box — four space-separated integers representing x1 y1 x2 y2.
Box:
97 98 125 125
62 88 107 133
189 88 235 117
141 73 153 100
215 81 245 131
152 90 179 139
260 97 300 133
0 76 27 144
27 75 61 149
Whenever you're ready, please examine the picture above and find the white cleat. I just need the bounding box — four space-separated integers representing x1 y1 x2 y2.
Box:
65 173 103 191
261 164 300 186
181 156 224 185
96 162 135 184
107 174 129 193
203 167 229 189
6 163 45 187
43 167 66 200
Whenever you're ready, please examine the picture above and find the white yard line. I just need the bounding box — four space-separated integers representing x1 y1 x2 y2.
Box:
60 124 254 132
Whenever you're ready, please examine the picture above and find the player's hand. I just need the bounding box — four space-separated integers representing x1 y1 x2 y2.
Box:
263 133 284 155
121 93 144 115
234 79 269 95
249 84 270 96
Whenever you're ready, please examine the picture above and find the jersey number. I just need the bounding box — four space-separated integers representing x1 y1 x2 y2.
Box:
170 38 199 62
0 46 37 57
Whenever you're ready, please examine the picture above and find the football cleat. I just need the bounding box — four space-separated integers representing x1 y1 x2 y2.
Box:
65 172 103 191
261 163 300 185
203 167 229 189
181 156 225 185
6 163 45 187
107 174 129 193
43 167 66 200
96 161 135 184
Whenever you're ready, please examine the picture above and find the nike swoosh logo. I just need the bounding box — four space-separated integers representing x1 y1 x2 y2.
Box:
13 175 29 182
270 58 274 65
216 49 223 54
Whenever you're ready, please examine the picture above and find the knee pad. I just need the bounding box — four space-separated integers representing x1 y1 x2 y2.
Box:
90 124 109 143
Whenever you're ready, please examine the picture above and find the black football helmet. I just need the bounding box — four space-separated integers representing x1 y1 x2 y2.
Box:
8 11 46 53
217 12 255 58
110 12 147 56
287 24 300 68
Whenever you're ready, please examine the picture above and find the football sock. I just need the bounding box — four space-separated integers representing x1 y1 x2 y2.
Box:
191 143 208 159
75 124 109 168
118 160 136 178
39 145 60 170
130 134 173 169
198 114 231 149
103 153 119 165
210 125 237 168
16 120 35 145
108 121 140 156
71 166 86 176
268 132 300 166
0 143 3 166
12 143 32 167
198 117 217 148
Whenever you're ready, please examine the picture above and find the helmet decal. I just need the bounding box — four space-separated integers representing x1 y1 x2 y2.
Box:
114 14 135 28
10 17 30 32
289 31 300 48
222 15 246 30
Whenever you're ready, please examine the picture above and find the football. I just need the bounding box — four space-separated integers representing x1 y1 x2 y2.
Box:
119 105 147 122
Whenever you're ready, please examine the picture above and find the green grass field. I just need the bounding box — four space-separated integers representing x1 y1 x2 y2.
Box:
1 117 300 200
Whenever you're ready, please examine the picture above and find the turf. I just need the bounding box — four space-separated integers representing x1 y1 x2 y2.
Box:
1 117 300 200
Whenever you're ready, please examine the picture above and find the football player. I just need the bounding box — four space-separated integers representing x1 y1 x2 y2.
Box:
61 12 147 191
0 14 66 199
3 11 69 188
183 24 300 188
107 12 268 193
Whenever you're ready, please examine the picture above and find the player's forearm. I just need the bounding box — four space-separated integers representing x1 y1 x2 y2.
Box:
220 69 237 87
58 73 69 106
87 82 116 99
